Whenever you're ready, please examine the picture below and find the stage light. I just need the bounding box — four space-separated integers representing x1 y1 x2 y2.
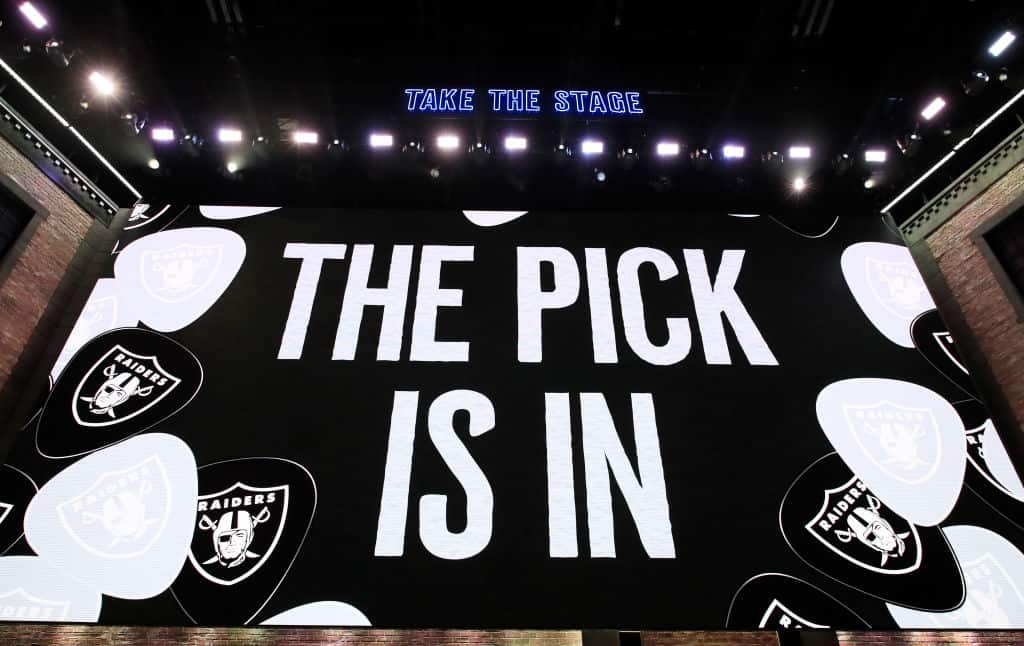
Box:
864 177 877 189
151 127 174 142
595 169 607 183
989 31 1016 57
656 141 680 156
722 144 745 159
504 136 528 151
581 139 604 155
88 71 116 97
370 133 394 148
864 149 887 163
218 128 243 143
963 70 990 96
19 2 47 29
921 97 946 121
437 134 460 150
78 98 89 112
429 167 441 179
553 143 572 165
898 131 923 157
147 158 160 170
789 145 812 159
44 39 72 68
618 146 639 169
226 161 239 173
293 130 319 145
691 148 713 170
792 177 807 192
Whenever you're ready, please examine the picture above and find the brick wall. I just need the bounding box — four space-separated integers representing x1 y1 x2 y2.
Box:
642 631 778 646
924 159 1024 430
0 132 94 392
837 632 1024 644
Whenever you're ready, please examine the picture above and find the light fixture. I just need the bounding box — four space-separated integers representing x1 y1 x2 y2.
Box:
921 97 946 121
504 135 528 151
88 71 116 97
436 134 460 150
226 161 239 173
293 130 319 145
151 127 175 142
656 141 680 156
789 145 812 159
369 133 394 148
147 158 160 170
44 39 72 68
864 149 887 163
722 144 745 159
618 146 639 169
218 128 243 143
19 2 47 29
581 139 604 155
989 31 1016 57
792 177 807 192
963 70 990 96
594 169 607 183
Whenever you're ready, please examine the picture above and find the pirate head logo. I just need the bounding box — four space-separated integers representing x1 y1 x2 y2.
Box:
843 400 941 485
759 599 828 629
866 257 930 319
805 475 921 575
948 552 1024 628
55 454 171 559
140 243 223 303
188 482 288 586
72 344 180 428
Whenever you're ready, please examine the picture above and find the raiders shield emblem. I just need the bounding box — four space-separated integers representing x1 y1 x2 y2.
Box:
726 573 869 629
780 452 964 610
865 256 931 320
843 400 940 485
140 242 223 303
55 454 172 559
758 599 828 629
804 476 921 575
949 552 1024 628
187 482 289 586
72 344 181 428
0 588 70 621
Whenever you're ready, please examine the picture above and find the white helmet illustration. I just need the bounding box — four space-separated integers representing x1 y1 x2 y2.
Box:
835 495 910 566
80 364 154 418
199 507 271 568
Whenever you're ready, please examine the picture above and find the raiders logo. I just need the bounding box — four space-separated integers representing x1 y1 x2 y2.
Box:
37 328 202 459
843 400 940 485
0 464 39 555
55 455 171 559
956 401 1024 532
140 242 223 303
0 588 69 621
911 309 978 398
126 204 172 230
187 482 289 586
0 556 102 623
888 525 1024 628
841 242 935 347
71 345 181 428
726 573 869 629
171 457 316 625
780 453 964 610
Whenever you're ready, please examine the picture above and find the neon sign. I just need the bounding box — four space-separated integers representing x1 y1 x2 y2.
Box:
404 88 643 115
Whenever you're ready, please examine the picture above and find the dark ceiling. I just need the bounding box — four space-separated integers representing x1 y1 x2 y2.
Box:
1 0 1022 220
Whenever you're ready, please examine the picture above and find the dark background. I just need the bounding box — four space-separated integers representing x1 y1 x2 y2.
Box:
4 208 1022 628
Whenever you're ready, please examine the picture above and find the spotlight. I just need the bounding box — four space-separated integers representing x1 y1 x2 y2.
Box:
962 70 990 96
722 144 745 159
504 135 528 151
864 177 877 189
78 97 90 112
618 146 639 169
369 133 394 148
792 177 807 192
833 153 854 175
226 161 239 174
44 39 72 68
402 140 424 156
656 141 680 157
293 130 319 145
897 131 923 157
581 139 604 155
147 158 160 170
327 139 348 157
691 148 712 170
469 141 491 164
429 167 441 179
989 31 1016 57
218 128 243 143
88 71 116 97
920 97 946 121
151 127 175 142
864 149 887 163
789 145 812 159
19 2 47 29
594 169 608 183
553 143 572 165
436 134 460 150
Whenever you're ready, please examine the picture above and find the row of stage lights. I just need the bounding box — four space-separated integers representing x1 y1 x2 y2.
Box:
12 2 1022 197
